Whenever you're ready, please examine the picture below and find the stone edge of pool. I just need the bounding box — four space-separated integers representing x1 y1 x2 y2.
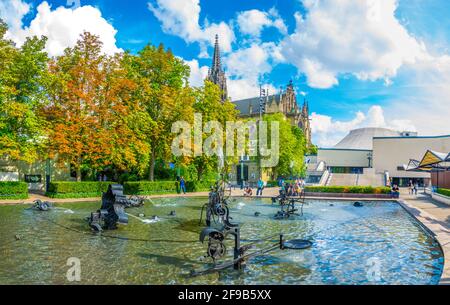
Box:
398 199 450 285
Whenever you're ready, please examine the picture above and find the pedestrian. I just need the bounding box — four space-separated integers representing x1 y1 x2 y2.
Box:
180 176 186 194
244 186 253 197
413 182 418 195
257 178 264 196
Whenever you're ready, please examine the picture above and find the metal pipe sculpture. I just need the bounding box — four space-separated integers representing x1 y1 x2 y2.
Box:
193 181 313 276
198 180 247 270
88 184 140 232
271 189 307 219
199 180 232 227
32 200 52 211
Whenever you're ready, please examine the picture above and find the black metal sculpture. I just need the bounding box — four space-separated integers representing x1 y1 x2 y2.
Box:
200 180 232 227
88 184 142 232
271 189 307 219
192 180 313 276
32 199 52 211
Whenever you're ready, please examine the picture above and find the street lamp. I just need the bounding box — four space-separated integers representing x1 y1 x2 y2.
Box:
258 86 267 181
367 152 373 168
45 158 51 193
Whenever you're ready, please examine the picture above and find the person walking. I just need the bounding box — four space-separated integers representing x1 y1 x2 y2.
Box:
180 176 186 194
413 182 418 196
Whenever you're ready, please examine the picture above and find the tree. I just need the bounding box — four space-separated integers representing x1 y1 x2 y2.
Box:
190 80 238 180
44 32 150 181
263 113 306 178
131 43 193 181
0 20 49 162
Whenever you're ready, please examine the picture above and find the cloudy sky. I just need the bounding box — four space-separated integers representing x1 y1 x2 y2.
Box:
1 0 449 147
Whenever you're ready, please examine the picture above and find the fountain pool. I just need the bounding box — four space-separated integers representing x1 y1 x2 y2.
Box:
0 198 444 285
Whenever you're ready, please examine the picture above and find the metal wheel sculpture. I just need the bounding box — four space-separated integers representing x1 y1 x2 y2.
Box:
192 180 314 276
200 179 233 227
271 189 307 219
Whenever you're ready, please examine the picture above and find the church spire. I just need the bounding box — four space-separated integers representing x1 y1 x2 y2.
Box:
303 98 309 115
207 34 228 102
212 34 221 71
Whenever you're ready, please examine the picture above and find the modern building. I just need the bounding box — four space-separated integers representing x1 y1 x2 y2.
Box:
307 127 450 187
373 135 450 187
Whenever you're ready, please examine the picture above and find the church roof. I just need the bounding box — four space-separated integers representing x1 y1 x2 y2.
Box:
232 94 282 116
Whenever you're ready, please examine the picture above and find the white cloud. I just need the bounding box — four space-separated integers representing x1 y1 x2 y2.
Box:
281 0 429 88
185 58 209 87
1 1 121 56
148 0 235 56
237 8 287 38
223 42 282 100
386 55 450 136
227 78 277 101
311 105 416 147
225 43 273 80
0 0 30 34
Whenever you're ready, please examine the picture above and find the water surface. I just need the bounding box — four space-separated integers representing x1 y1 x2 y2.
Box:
0 198 444 285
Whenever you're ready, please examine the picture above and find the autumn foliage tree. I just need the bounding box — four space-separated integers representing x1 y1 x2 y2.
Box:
0 24 309 184
43 32 150 181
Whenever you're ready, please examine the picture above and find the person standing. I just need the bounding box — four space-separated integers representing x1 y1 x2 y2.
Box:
413 182 418 195
180 176 186 194
257 178 264 196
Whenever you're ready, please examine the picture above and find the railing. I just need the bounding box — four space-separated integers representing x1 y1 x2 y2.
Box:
318 170 330 186
325 172 333 186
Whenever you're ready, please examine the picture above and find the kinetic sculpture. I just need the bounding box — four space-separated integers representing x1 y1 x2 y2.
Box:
193 180 313 276
32 200 52 211
271 189 307 219
88 184 144 232
199 180 232 227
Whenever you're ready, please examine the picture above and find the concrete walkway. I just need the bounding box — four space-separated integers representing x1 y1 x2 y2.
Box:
398 190 450 285
0 188 281 206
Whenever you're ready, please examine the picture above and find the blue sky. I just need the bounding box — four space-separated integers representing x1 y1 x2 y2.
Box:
1 0 449 147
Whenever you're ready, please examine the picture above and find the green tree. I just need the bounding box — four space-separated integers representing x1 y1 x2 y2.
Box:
263 113 306 178
131 43 193 181
0 20 49 162
190 80 238 180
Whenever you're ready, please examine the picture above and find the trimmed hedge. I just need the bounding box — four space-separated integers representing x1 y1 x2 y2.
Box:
46 180 219 198
305 186 391 194
124 180 216 195
267 180 296 187
0 182 28 200
123 181 178 195
46 182 114 198
185 180 216 192
437 188 450 197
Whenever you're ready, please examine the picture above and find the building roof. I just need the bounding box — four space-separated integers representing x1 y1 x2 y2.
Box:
334 128 402 150
232 94 282 116
407 150 450 172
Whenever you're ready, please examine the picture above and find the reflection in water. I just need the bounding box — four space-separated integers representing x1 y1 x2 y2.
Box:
0 198 444 285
